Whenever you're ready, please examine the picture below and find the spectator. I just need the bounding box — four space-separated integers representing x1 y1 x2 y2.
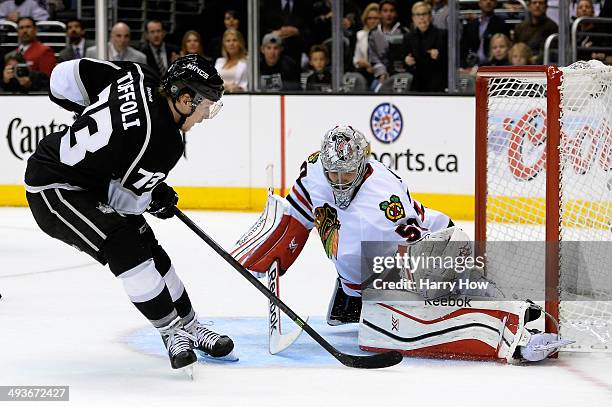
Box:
0 0 49 22
46 0 64 18
573 0 608 62
180 30 206 57
311 0 360 72
430 0 449 30
207 10 243 61
259 32 300 91
575 0 595 24
312 0 361 45
482 33 511 66
86 22 147 64
306 44 332 92
368 0 410 87
214 29 248 92
509 42 534 65
460 0 510 68
1 53 48 93
403 1 447 92
58 18 90 63
141 20 179 76
353 3 379 84
513 0 558 64
261 0 313 67
6 17 55 77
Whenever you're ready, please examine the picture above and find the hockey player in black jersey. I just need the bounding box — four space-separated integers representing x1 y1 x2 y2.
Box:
24 54 234 371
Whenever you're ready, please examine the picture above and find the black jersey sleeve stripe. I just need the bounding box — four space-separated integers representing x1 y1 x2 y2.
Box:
295 161 312 205
287 194 314 223
384 165 402 180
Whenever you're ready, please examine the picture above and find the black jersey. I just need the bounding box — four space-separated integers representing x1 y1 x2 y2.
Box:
25 58 184 215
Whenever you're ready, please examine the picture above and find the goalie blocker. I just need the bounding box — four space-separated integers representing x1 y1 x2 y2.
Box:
231 194 309 277
231 193 361 326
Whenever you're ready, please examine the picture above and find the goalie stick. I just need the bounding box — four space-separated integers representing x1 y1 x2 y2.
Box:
264 164 305 354
174 208 403 369
267 259 306 354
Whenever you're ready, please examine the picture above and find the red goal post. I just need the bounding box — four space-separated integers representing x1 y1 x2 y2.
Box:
475 61 612 352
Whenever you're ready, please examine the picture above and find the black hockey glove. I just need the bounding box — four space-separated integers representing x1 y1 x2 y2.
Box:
147 182 178 219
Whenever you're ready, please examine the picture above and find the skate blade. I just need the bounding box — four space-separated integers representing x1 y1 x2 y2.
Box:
181 364 195 381
195 349 239 362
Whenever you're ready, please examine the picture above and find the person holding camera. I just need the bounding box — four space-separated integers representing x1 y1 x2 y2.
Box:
11 16 56 78
1 53 49 93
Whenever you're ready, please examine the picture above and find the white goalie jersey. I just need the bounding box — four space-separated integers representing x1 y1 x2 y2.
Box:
286 153 452 296
232 147 570 363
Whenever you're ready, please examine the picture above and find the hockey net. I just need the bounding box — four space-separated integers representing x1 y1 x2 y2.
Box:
475 61 612 352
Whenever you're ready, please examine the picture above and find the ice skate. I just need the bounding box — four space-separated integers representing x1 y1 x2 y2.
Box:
327 278 362 326
185 319 238 361
519 332 575 362
161 322 198 374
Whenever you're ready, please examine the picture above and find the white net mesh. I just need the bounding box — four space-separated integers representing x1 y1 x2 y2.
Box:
482 61 612 351
558 60 612 349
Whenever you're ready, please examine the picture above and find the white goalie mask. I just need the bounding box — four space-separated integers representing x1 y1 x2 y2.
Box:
320 125 371 209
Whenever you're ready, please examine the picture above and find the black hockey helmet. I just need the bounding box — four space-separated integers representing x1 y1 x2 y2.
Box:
161 54 224 109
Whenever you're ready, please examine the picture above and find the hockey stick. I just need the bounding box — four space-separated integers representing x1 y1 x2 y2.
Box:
174 208 403 369
267 259 306 354
263 163 305 354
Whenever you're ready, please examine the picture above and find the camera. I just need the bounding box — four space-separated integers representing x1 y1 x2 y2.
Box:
15 63 30 78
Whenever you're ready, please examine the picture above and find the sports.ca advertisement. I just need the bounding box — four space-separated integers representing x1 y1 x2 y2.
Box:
284 95 476 197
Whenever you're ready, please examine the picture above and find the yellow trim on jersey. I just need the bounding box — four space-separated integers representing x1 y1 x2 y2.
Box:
0 184 475 219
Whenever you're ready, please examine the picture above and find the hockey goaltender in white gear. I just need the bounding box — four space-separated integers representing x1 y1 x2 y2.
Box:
232 125 573 363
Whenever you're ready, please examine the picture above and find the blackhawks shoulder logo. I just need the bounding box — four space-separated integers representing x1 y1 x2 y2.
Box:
308 151 320 164
379 195 406 222
314 203 340 259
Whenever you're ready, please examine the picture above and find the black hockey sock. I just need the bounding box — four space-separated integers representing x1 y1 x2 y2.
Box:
151 244 195 321
113 257 180 329
103 224 180 329
133 285 180 330
175 290 195 322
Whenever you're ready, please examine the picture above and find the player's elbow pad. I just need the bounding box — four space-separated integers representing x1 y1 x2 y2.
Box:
49 60 88 112
231 194 310 275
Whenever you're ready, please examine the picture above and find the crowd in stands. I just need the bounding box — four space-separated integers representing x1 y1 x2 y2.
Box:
0 0 611 94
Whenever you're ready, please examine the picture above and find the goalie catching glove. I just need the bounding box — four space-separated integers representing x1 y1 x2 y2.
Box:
231 194 310 277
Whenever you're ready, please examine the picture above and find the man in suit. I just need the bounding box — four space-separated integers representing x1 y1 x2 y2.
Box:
514 0 558 64
58 18 92 63
140 19 179 76
261 0 313 67
85 22 147 64
7 16 56 77
460 0 510 67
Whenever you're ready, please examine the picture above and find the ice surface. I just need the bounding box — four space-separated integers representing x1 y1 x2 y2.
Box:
1 208 610 406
